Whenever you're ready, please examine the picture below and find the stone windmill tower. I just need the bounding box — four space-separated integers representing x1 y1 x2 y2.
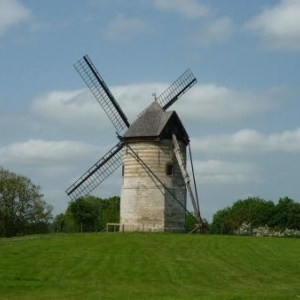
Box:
121 102 189 231
66 55 202 232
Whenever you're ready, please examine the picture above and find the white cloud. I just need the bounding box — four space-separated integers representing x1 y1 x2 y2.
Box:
191 17 234 46
103 14 151 41
113 83 166 119
31 89 108 128
30 83 279 130
174 84 277 122
244 0 300 50
152 0 209 19
193 127 300 154
30 86 157 129
0 0 30 37
117 83 279 124
194 159 261 184
0 139 102 163
0 139 108 214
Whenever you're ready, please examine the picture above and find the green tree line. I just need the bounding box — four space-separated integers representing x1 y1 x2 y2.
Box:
2 167 300 237
0 167 53 237
211 196 300 234
55 196 209 233
53 196 120 233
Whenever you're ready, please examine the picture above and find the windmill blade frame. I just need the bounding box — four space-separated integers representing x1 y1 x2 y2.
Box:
157 69 197 110
66 142 123 200
74 55 130 134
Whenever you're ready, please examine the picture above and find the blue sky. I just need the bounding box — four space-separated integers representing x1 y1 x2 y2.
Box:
1 0 300 221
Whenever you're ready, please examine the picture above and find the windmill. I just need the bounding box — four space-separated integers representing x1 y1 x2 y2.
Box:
66 55 202 232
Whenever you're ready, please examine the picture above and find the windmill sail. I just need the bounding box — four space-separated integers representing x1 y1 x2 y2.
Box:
66 142 123 200
74 55 130 134
157 69 197 110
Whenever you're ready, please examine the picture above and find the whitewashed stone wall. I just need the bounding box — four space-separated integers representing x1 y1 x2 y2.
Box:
120 139 187 232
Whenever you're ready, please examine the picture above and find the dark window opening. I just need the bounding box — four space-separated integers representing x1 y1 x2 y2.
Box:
122 165 125 177
166 163 173 176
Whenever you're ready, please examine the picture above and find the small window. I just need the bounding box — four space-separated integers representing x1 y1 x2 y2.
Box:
166 163 173 176
122 165 125 177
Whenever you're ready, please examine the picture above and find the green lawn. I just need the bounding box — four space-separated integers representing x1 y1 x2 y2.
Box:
0 233 299 299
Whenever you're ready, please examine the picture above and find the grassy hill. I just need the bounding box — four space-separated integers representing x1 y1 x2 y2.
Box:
0 233 299 299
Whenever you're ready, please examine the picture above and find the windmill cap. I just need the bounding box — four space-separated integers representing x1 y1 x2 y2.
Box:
123 101 189 143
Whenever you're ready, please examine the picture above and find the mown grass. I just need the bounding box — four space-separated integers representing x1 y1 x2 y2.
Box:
0 233 300 299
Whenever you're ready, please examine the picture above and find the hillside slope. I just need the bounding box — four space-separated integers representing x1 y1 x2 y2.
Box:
0 233 299 299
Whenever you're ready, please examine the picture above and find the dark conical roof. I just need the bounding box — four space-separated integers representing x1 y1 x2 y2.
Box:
123 101 189 143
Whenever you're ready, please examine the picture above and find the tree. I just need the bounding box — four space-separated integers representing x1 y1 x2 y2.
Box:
211 197 275 234
229 197 275 230
185 213 210 233
211 196 300 234
98 196 120 230
210 207 233 234
0 167 53 237
269 197 300 230
67 196 101 232
55 196 120 233
185 213 197 232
